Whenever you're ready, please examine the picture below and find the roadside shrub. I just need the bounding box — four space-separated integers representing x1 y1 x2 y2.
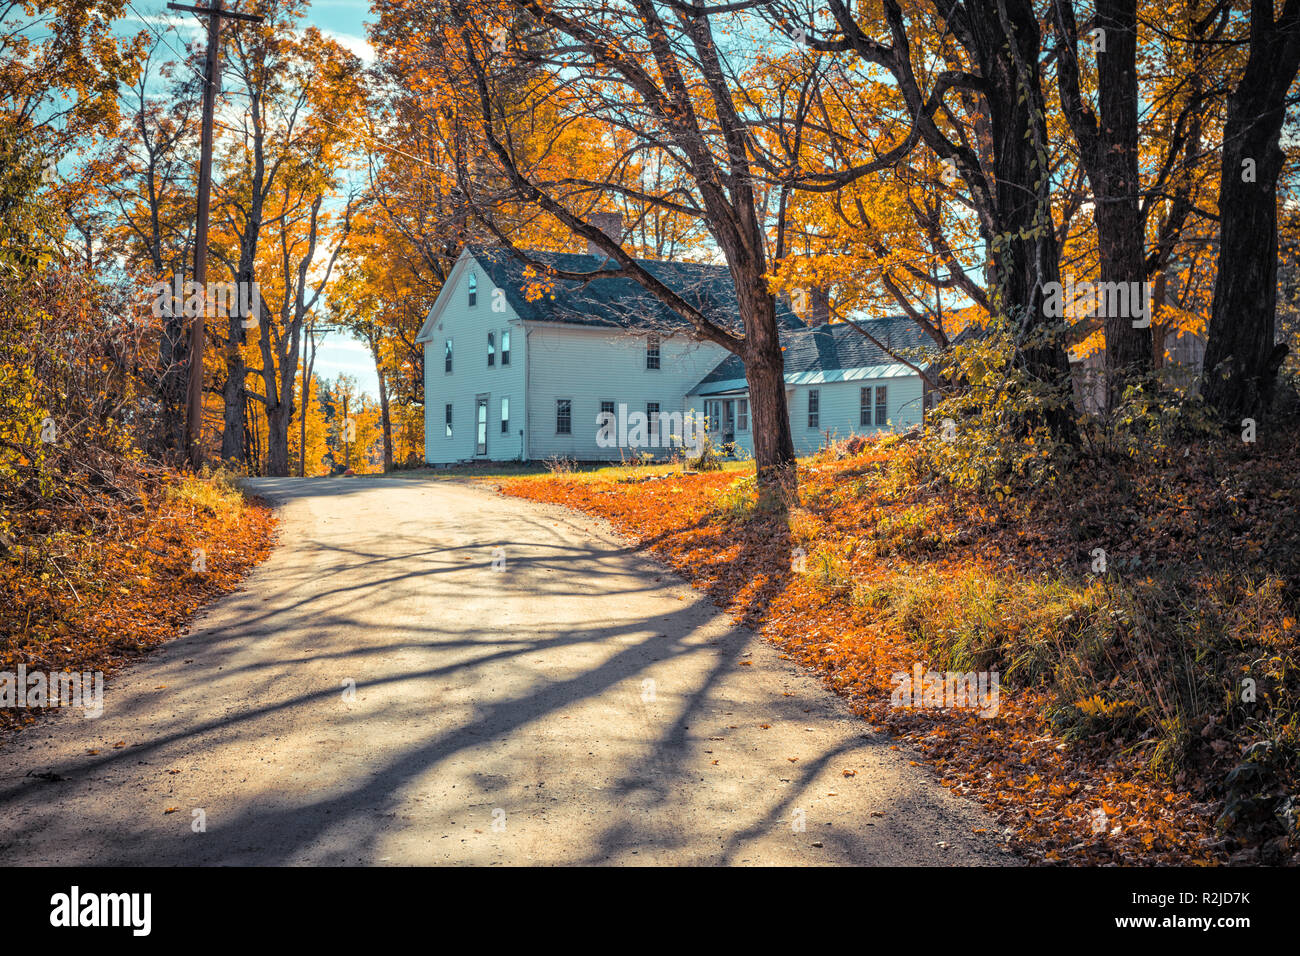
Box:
827 434 868 458
849 547 1300 849
921 320 1078 496
1218 740 1300 857
166 466 247 518
687 433 724 471
714 475 760 520
809 544 852 597
714 471 796 520
544 455 576 475
869 501 949 556
1090 375 1221 463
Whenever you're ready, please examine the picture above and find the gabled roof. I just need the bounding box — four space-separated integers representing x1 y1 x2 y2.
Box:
689 316 932 395
448 245 806 335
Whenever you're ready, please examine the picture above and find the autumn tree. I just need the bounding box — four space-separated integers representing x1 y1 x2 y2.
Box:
86 34 202 457
423 0 845 484
766 0 1078 439
211 6 366 475
289 368 331 476
750 18 986 358
2 0 151 508
209 0 317 465
330 263 398 470
1135 0 1231 373
1053 0 1153 405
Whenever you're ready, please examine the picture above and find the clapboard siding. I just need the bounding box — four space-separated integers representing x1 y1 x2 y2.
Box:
526 323 727 460
787 376 925 454
422 256 527 464
686 374 924 458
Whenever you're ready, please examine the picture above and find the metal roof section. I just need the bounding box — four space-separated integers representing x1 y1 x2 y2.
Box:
689 318 932 395
690 362 917 396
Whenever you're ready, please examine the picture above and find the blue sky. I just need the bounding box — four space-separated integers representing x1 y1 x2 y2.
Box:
117 0 383 397
279 1 380 396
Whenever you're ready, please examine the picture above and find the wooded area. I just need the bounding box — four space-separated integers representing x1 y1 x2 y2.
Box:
6 0 1300 488
4 0 1300 868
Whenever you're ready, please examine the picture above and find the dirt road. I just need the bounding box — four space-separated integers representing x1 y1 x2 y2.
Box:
0 476 1008 865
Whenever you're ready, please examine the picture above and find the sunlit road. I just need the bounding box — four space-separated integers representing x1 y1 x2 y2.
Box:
0 476 1009 865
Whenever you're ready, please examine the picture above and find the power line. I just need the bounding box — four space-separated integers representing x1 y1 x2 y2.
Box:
122 0 214 88
124 0 440 172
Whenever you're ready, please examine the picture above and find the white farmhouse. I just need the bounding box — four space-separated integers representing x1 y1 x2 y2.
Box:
415 244 934 464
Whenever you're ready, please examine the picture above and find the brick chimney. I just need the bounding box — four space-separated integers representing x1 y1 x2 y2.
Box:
586 212 623 256
809 287 831 325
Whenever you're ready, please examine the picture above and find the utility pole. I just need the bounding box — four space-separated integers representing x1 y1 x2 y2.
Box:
300 322 310 477
171 0 264 471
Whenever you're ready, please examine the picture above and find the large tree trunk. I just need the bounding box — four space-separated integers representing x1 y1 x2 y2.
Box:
737 290 795 484
1150 266 1169 370
266 400 291 477
219 321 247 465
156 311 190 459
219 264 257 464
1093 0 1152 404
981 0 1077 439
1201 0 1300 420
260 380 296 477
243 392 262 472
256 300 291 477
219 84 269 465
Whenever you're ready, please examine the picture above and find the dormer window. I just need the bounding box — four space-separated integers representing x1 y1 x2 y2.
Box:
468 273 477 307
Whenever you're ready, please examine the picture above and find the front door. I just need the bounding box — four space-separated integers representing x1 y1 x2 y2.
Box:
722 399 736 444
476 395 488 456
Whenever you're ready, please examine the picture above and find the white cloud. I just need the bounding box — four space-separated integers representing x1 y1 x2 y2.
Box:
320 338 372 354
120 13 204 53
320 29 374 63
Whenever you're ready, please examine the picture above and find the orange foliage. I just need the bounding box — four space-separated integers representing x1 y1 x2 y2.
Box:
500 440 1300 865
1 477 275 737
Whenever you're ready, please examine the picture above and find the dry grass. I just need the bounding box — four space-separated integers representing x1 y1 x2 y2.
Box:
502 429 1300 865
